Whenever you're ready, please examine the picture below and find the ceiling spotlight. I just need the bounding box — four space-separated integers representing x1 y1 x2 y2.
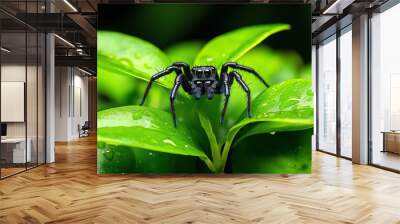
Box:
1 47 11 53
54 34 75 48
77 67 93 76
322 0 354 15
63 0 78 12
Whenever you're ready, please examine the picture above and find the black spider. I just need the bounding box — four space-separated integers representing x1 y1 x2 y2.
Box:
140 62 269 127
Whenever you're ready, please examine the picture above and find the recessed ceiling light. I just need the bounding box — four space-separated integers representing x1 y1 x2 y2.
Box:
1 47 11 53
54 34 75 48
322 0 353 15
63 0 78 12
77 67 92 76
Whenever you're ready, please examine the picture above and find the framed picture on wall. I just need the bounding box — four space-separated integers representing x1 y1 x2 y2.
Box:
97 4 313 174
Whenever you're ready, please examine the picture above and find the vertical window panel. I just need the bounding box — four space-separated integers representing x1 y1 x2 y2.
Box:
317 36 337 154
371 3 400 171
339 28 352 158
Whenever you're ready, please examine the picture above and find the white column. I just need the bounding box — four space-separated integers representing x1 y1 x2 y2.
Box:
46 33 55 163
45 0 56 163
312 45 317 151
352 14 369 164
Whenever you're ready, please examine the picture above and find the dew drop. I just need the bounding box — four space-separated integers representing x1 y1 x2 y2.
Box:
163 139 176 146
102 145 115 160
131 112 141 119
134 52 142 59
119 58 133 68
144 63 152 69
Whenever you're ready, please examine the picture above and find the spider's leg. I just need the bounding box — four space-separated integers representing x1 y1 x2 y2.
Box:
220 72 231 124
140 65 181 106
222 62 270 88
173 62 192 93
173 62 192 79
170 74 184 127
230 71 252 118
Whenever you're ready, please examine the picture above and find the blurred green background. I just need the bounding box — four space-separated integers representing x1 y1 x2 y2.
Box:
98 4 311 112
98 4 311 64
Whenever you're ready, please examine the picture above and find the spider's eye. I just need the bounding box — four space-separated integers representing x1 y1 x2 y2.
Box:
195 81 202 85
205 81 212 85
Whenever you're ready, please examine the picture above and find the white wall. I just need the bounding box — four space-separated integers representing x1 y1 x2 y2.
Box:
1 65 35 138
55 66 69 141
54 67 89 141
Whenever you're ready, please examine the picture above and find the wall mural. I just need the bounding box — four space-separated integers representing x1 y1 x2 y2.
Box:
97 4 313 174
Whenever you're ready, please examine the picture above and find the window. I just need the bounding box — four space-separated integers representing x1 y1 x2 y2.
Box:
317 35 337 154
339 28 352 158
370 3 400 171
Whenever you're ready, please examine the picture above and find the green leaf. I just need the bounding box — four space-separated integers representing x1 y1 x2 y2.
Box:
238 46 304 85
165 41 205 66
191 24 290 143
220 79 314 170
97 66 137 104
234 120 312 145
220 46 305 130
97 65 170 111
97 106 216 172
97 143 198 174
193 24 290 69
97 144 136 174
98 31 172 88
231 129 312 173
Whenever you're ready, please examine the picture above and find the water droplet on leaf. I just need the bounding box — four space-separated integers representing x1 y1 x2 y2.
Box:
163 139 176 147
144 63 152 69
134 52 142 59
119 58 133 69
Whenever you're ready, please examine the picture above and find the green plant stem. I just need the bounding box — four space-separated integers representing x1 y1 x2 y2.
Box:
202 157 217 173
198 113 223 172
219 129 241 173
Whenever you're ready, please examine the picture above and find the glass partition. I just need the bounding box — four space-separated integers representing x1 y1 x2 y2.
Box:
317 35 337 154
370 4 400 171
27 0 38 170
1 30 28 177
27 30 38 169
0 2 46 179
339 27 352 158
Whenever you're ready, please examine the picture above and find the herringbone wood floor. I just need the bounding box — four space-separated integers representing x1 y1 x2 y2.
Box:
1 135 400 224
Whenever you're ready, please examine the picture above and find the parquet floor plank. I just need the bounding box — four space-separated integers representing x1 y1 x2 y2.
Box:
1 135 400 223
